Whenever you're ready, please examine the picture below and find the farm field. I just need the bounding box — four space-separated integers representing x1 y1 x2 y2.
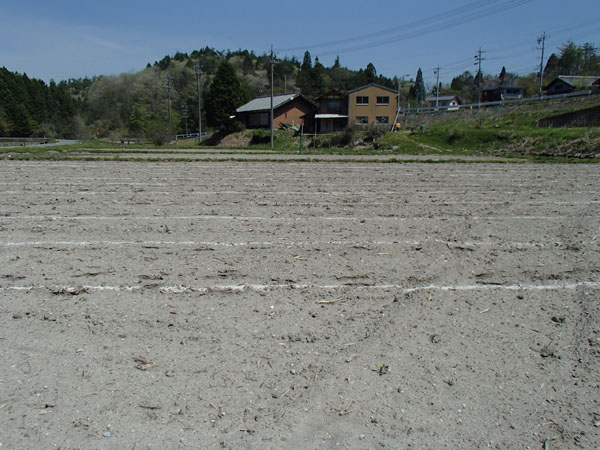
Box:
0 160 599 449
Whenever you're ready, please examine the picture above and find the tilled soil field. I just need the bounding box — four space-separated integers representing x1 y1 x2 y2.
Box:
0 160 599 449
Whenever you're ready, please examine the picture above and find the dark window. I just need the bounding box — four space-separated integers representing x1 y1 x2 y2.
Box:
376 116 389 124
326 100 341 112
376 96 390 105
356 116 369 124
356 96 369 105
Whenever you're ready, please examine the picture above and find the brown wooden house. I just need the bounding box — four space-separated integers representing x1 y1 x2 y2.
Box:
236 93 316 129
314 89 349 133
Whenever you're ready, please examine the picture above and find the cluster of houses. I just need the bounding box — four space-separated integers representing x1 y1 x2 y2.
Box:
235 75 600 133
236 83 400 133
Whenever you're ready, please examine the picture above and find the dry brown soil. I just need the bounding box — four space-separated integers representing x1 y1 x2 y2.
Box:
1 160 599 449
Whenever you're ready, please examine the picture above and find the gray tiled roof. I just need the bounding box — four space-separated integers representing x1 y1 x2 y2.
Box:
557 76 600 87
425 95 459 102
236 93 299 113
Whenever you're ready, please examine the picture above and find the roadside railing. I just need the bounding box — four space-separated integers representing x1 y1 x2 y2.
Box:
399 89 600 114
0 137 51 147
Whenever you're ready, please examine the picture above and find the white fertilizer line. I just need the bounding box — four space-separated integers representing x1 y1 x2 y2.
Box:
0 214 566 221
0 239 576 249
1 281 599 294
2 191 599 206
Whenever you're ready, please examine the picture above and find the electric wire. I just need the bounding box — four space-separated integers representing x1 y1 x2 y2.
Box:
276 0 533 57
276 0 502 53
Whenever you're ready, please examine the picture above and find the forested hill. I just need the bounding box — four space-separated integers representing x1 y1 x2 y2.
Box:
0 47 395 140
0 67 83 138
2 41 597 141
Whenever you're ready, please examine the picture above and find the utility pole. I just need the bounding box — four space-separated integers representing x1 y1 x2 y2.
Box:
166 74 173 142
474 48 486 108
433 66 441 110
269 45 276 149
195 63 202 142
537 32 547 98
392 74 409 131
181 102 189 135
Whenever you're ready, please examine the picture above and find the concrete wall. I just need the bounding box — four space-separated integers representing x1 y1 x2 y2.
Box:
538 105 600 128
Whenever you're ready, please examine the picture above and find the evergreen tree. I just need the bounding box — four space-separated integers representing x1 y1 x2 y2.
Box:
543 53 560 78
297 51 315 98
365 63 377 84
301 51 312 71
499 66 507 85
411 68 425 104
558 41 583 75
581 42 599 75
204 60 249 130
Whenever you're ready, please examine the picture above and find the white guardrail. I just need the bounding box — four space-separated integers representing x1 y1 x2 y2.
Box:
399 89 600 114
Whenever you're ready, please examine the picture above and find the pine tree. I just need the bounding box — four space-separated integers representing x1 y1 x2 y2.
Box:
499 66 507 85
544 54 560 78
204 60 249 130
412 68 425 104
365 63 377 84
301 51 312 71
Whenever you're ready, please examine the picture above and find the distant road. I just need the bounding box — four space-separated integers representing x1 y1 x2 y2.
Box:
1 139 79 149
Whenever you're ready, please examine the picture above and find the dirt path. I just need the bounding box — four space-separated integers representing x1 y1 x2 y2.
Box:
0 161 598 449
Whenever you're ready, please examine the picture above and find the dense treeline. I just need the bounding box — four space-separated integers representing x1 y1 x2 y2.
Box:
544 41 600 78
79 47 397 141
1 41 597 140
0 67 82 138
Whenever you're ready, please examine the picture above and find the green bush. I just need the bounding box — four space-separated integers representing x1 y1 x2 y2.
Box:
364 125 385 142
447 129 464 144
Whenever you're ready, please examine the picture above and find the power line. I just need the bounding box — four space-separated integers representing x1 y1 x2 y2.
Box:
319 0 533 57
276 0 533 58
276 0 502 53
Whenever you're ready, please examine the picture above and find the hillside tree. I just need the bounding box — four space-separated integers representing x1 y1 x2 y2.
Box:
204 60 249 130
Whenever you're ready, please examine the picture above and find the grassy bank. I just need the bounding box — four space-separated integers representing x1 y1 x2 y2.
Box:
2 96 598 162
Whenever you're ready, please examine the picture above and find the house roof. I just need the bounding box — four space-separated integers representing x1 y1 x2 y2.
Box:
425 95 459 102
347 83 398 94
554 75 600 88
236 93 314 113
483 84 524 91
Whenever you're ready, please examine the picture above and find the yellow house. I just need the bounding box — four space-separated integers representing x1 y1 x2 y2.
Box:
347 83 398 129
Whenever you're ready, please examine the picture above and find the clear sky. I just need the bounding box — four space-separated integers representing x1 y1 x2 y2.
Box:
2 0 599 86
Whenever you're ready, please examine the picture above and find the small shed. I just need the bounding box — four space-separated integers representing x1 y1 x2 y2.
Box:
482 85 525 102
425 95 462 109
544 76 600 95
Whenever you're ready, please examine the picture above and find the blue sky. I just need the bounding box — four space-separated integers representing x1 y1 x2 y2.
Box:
2 0 599 86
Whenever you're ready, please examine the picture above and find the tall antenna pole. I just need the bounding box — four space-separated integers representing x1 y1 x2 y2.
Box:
434 66 441 110
270 45 275 149
474 48 485 108
195 63 202 142
537 32 547 98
